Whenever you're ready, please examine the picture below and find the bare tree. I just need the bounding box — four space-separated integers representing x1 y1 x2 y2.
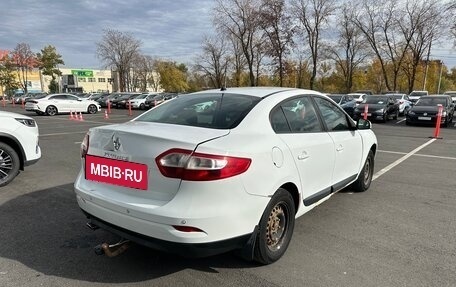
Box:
96 29 142 92
401 0 446 93
353 0 423 92
214 0 262 86
328 3 369 93
258 0 294 86
135 55 160 92
195 36 230 88
291 0 337 90
228 35 246 86
12 43 36 94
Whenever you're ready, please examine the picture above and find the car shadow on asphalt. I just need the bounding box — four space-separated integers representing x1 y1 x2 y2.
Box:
0 184 259 283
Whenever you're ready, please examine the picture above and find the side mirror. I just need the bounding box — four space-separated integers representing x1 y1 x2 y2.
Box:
356 118 371 130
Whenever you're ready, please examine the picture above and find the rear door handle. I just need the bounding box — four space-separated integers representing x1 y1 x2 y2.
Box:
336 145 344 152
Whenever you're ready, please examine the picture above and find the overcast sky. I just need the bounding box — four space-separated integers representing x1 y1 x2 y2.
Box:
1 0 455 69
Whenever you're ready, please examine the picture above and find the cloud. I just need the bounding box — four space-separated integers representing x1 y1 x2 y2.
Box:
1 0 216 68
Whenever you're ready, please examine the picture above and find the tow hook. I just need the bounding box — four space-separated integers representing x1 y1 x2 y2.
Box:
94 239 130 257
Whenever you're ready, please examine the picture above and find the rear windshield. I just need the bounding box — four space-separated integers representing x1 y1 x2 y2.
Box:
135 93 261 129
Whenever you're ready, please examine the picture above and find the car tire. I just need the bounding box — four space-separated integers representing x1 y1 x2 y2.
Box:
0 142 20 187
351 150 374 192
46 105 58 116
140 103 145 110
253 188 295 265
87 104 98 114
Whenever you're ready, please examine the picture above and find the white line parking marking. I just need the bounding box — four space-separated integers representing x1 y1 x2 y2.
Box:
74 142 82 144
372 139 436 181
379 150 456 161
40 131 88 137
396 119 406 124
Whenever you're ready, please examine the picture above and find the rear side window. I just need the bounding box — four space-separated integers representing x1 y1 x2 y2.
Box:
136 93 261 129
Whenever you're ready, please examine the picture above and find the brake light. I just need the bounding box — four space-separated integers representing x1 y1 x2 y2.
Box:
156 149 251 181
81 133 89 158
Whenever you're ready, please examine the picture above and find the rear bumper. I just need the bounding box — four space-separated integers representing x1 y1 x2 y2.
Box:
83 210 252 257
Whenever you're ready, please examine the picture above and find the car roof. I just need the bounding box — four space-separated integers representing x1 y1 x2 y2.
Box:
194 87 317 98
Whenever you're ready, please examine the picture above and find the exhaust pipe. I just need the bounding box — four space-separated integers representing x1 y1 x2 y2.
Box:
94 239 130 257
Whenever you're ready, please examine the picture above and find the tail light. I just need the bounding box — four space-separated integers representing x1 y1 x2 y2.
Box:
156 148 251 181
81 133 89 158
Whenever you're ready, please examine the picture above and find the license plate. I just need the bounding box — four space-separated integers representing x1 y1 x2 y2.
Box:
418 116 431 120
361 113 371 116
85 155 148 190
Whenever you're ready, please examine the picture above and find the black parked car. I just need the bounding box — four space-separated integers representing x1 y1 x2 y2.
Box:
145 94 166 109
406 95 454 127
115 93 142 109
328 94 357 117
353 95 400 122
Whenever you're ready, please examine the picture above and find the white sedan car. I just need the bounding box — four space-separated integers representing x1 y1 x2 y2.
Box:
25 93 101 116
0 111 41 186
74 87 377 264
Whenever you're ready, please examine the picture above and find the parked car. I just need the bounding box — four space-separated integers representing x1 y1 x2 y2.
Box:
144 94 166 108
443 91 456 103
328 94 357 117
348 93 368 105
0 111 41 186
115 93 142 109
25 93 101 116
387 93 412 115
75 87 377 264
127 93 156 110
408 90 428 104
406 95 454 127
354 90 374 95
353 95 400 122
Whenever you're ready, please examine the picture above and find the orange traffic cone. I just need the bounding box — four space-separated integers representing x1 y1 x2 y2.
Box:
104 110 109 120
69 111 74 120
78 112 84 121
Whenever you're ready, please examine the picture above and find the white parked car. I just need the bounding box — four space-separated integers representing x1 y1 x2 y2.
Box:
126 93 156 110
348 93 368 105
443 91 456 103
0 111 41 186
387 93 412 115
74 87 377 264
408 90 428 104
25 93 101 116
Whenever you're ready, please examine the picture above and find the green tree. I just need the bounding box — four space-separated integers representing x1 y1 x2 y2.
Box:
36 45 64 93
0 53 20 97
156 61 189 92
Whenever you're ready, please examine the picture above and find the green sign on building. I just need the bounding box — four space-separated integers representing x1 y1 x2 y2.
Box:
71 69 93 77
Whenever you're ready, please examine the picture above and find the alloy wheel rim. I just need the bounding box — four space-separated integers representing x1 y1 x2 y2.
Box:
0 149 13 182
363 159 371 185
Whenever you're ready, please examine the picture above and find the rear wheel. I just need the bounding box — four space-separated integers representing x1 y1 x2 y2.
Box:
254 188 295 265
140 103 145 110
0 142 20 187
87 104 97 114
352 150 374 192
46 105 58 116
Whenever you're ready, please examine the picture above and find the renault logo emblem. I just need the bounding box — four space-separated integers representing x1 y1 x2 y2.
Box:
423 113 427 116
113 137 121 151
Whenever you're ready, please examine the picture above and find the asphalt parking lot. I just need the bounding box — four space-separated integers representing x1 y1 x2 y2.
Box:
1 104 455 287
